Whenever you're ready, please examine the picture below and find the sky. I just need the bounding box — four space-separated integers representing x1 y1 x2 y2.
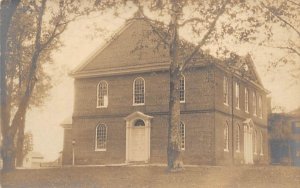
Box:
25 4 300 161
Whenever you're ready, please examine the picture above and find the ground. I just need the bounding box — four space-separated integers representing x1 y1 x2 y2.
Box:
1 165 300 188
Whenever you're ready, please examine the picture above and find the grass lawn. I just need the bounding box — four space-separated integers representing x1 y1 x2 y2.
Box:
1 165 300 188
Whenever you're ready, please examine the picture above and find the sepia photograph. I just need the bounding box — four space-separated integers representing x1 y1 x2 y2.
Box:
1 0 300 187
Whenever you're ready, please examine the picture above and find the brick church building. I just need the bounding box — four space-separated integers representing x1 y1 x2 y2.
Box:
61 18 269 166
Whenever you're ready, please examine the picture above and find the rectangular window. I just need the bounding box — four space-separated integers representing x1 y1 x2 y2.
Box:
179 75 185 103
236 125 240 152
96 124 107 151
224 123 229 152
245 88 249 113
258 95 263 118
253 92 257 116
180 122 185 150
235 82 240 109
223 76 229 105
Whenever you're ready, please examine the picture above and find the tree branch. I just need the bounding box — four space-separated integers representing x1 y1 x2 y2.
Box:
10 0 47 134
261 44 300 56
178 17 204 27
287 0 300 7
261 2 300 37
180 0 230 71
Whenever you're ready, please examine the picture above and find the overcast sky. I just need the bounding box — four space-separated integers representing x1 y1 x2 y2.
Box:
25 5 300 161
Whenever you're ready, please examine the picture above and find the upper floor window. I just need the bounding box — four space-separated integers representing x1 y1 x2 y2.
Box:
133 77 145 105
179 122 185 150
224 122 229 152
179 75 185 103
235 82 240 109
245 88 249 113
260 131 264 155
95 124 107 151
253 130 257 154
258 95 263 118
236 125 240 152
223 76 229 105
253 92 257 116
97 81 108 108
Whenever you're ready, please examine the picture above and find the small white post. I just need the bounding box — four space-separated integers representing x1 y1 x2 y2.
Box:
72 139 76 166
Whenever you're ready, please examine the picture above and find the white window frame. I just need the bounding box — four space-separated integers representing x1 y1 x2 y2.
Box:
133 77 145 106
260 131 264 155
235 82 240 109
95 124 107 151
179 122 185 150
253 92 257 116
97 81 108 108
245 88 249 113
179 75 185 103
253 130 257 155
223 76 229 106
236 125 240 152
224 122 229 152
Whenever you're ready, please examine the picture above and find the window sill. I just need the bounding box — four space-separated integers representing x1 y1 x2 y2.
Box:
254 152 257 155
96 106 108 109
133 103 145 106
95 149 106 152
180 101 185 104
236 107 240 110
224 149 229 152
245 110 249 113
224 103 229 106
260 153 264 156
236 150 240 153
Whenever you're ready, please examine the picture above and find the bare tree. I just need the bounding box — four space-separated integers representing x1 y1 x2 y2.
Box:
1 0 128 172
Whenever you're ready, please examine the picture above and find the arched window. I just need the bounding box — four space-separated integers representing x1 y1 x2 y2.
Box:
179 122 185 150
253 130 257 154
260 131 264 155
97 81 108 108
236 125 240 152
133 77 145 105
223 76 229 105
224 122 229 151
95 124 107 151
134 119 145 127
179 75 185 103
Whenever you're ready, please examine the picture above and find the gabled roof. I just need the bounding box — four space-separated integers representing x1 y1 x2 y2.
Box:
70 16 266 91
70 19 171 77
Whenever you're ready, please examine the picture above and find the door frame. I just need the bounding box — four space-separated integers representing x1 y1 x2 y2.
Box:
124 111 153 163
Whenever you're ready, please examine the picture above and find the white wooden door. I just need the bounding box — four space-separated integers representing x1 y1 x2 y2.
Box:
129 127 147 161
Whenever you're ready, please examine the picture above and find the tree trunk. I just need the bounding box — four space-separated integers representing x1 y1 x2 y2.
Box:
1 0 21 173
16 113 26 167
1 132 16 172
167 68 183 170
167 1 183 170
